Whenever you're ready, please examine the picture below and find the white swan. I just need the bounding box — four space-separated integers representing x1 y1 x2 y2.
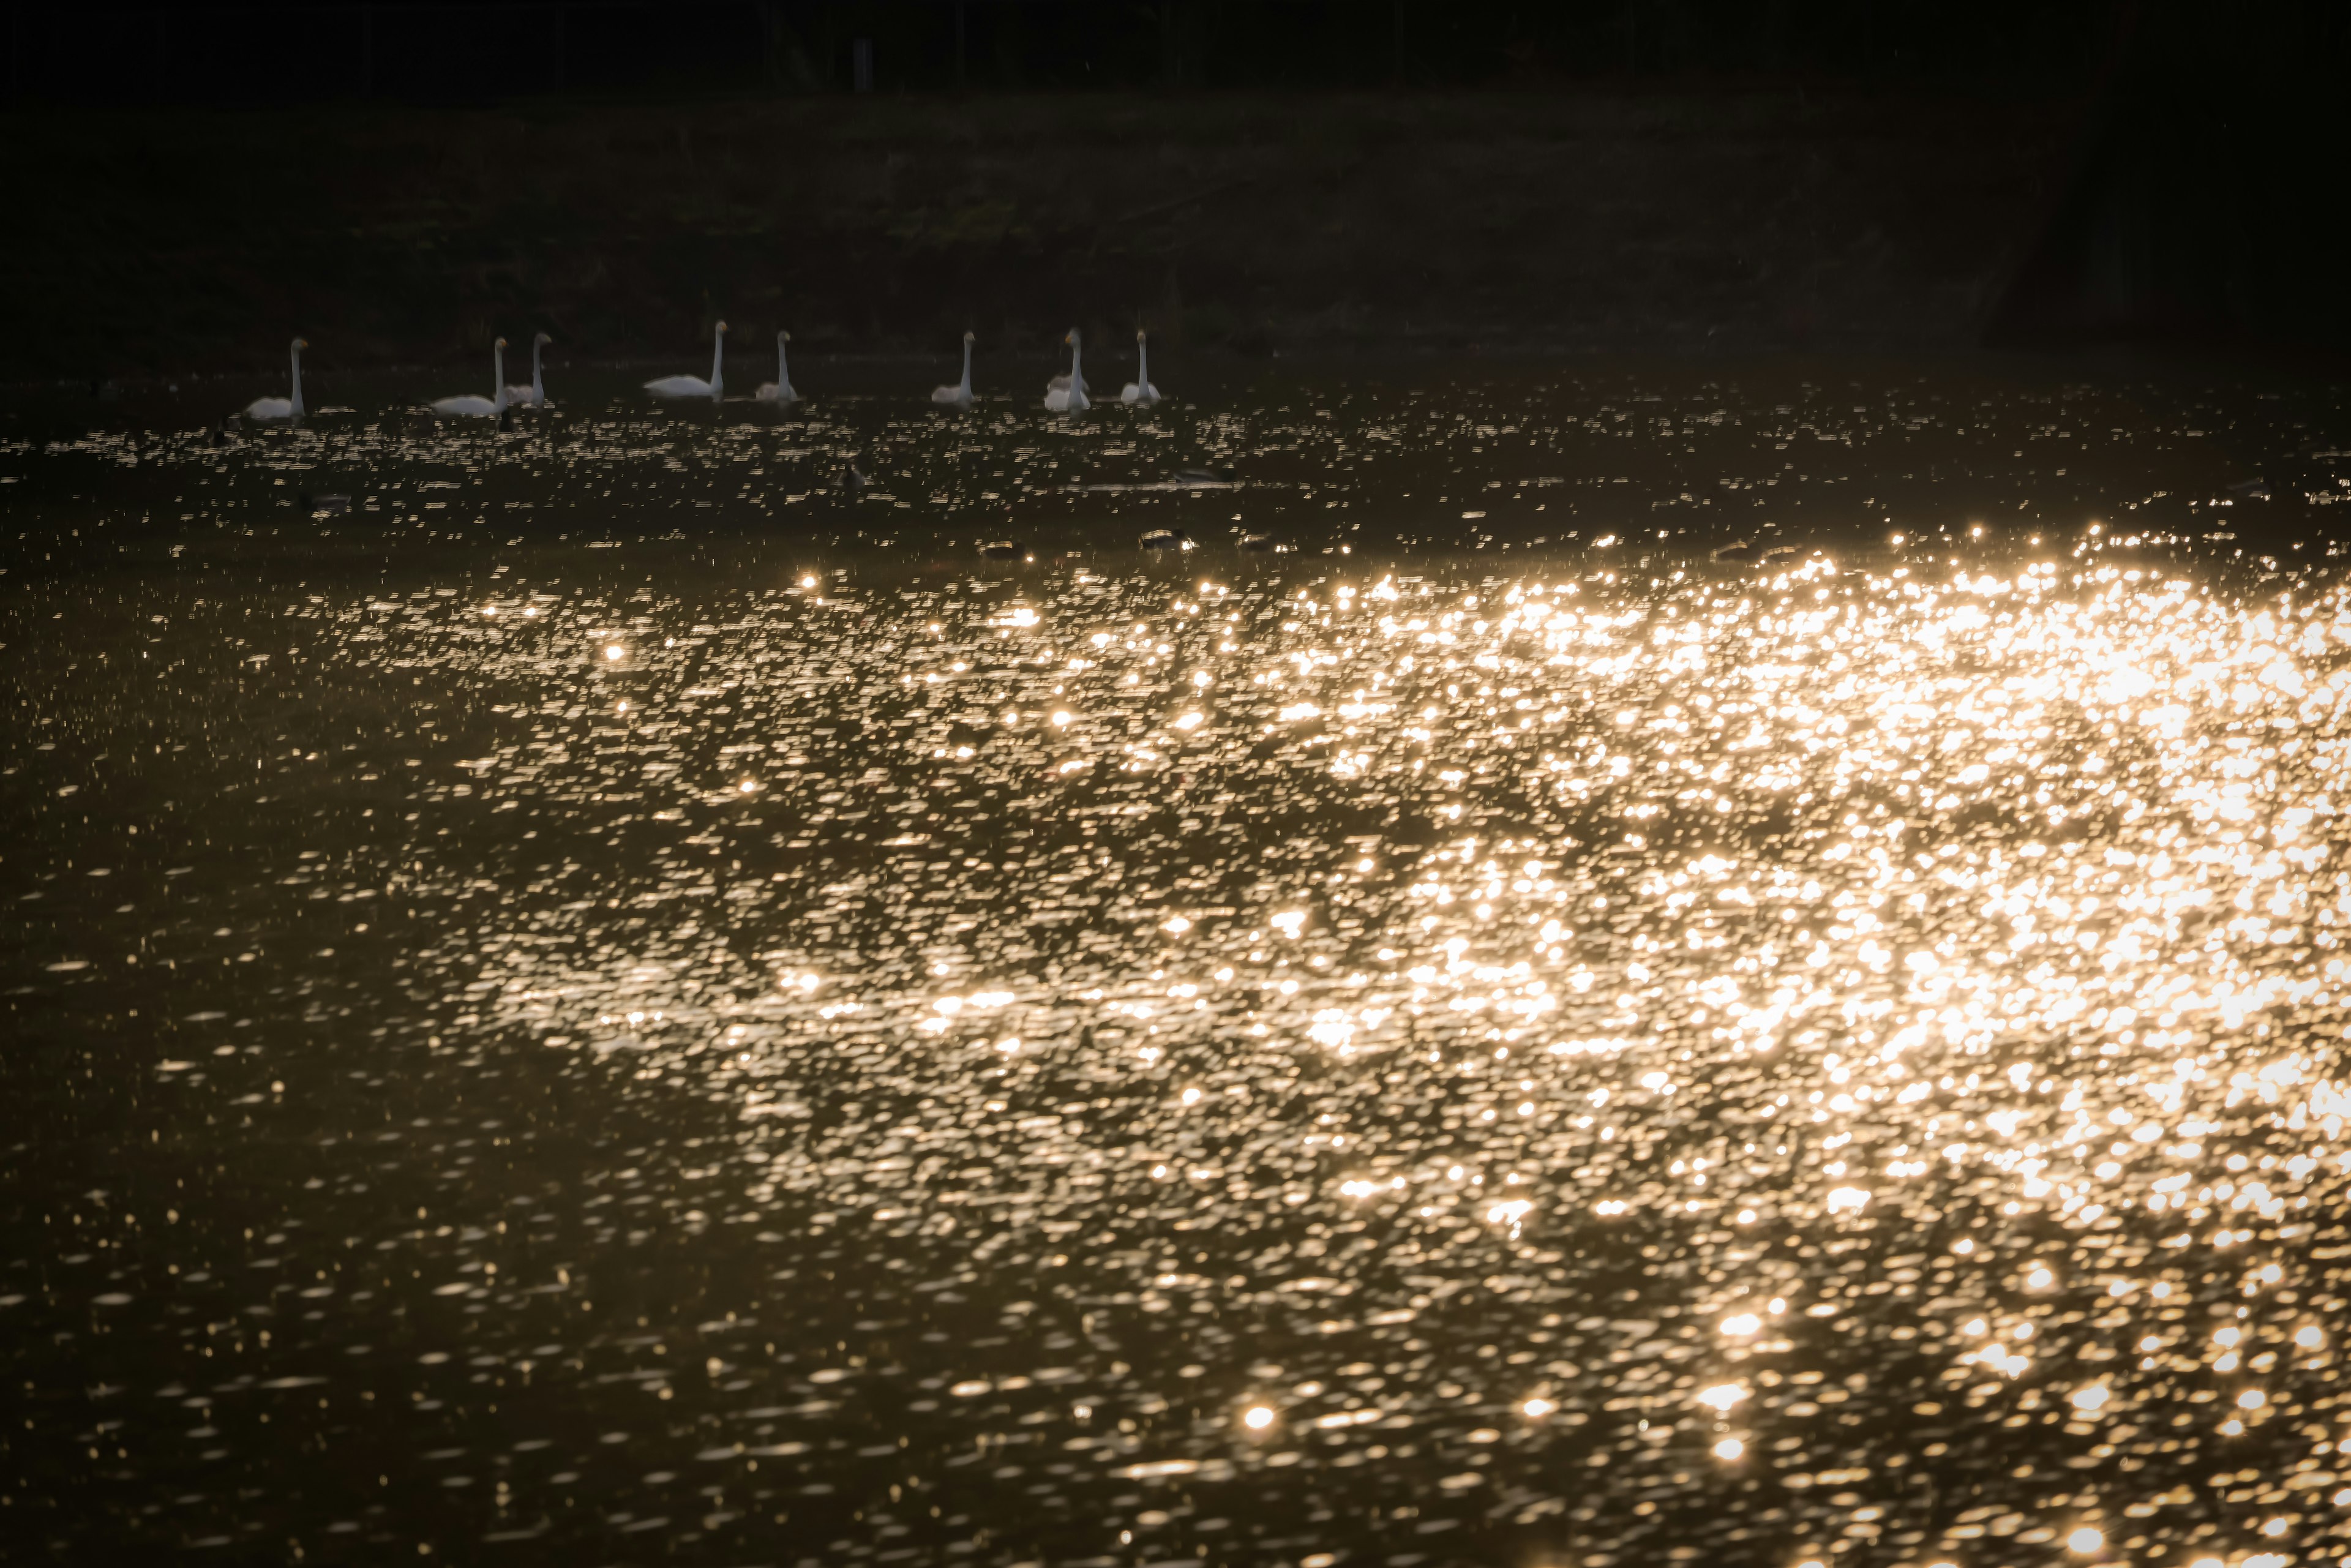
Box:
755 331 800 403
921 334 969 411
1044 329 1090 413
646 321 727 400
429 338 509 418
931 331 975 408
1046 326 1092 400
1120 329 1161 405
244 337 307 421
504 332 551 408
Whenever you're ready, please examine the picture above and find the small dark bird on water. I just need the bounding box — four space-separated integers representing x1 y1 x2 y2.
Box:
841 460 869 492
1141 528 1189 552
978 540 1022 561
1238 532 1278 553
1171 466 1237 486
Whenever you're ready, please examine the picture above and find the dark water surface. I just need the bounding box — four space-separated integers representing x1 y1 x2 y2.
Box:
6 359 2351 1566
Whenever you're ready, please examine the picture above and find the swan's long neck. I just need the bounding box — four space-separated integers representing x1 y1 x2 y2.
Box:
959 340 972 396
1138 336 1149 385
492 342 508 409
710 330 725 397
778 334 790 391
531 340 544 399
290 342 304 417
1070 334 1082 388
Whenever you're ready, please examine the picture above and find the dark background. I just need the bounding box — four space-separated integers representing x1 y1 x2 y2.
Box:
6 1 2118 98
2 0 2345 379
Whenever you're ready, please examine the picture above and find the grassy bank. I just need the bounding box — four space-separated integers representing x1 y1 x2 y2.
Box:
1 86 2075 383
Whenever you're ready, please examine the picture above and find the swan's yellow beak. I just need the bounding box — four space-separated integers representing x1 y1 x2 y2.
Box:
293 338 308 350
495 337 508 348
716 321 729 333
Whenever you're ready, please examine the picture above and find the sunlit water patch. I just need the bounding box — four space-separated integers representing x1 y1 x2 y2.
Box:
6 363 2351 1565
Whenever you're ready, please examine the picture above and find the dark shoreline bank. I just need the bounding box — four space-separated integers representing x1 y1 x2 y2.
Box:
3 86 2079 383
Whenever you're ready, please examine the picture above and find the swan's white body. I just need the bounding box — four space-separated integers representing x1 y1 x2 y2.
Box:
931 332 975 408
430 339 509 418
1046 347 1091 397
504 332 550 408
754 331 800 403
1121 329 1161 405
244 337 307 421
647 321 727 399
1044 329 1090 413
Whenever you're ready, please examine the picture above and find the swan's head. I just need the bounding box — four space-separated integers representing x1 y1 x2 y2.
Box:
1137 329 1147 342
291 337 308 351
963 331 975 344
1067 328 1081 347
534 332 552 346
715 321 729 335
781 330 792 343
495 336 508 349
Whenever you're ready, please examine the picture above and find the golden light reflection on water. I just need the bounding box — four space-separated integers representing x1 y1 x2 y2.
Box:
371 549 2351 1560
18 531 2351 1563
